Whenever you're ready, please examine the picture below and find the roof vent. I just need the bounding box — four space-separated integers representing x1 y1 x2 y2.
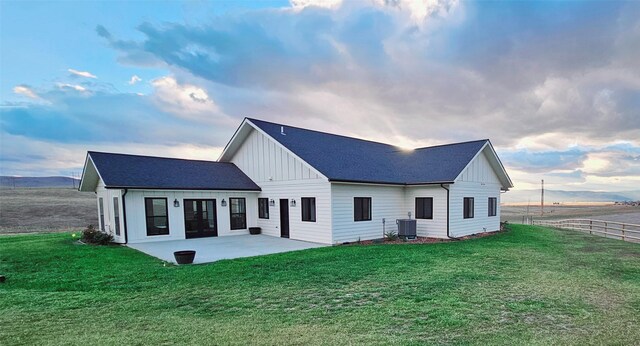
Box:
280 126 286 135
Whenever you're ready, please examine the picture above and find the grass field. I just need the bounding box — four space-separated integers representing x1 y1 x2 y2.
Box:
1 225 639 345
0 188 96 233
501 204 640 224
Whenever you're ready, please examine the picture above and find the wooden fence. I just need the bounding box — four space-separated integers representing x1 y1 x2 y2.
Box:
532 219 640 243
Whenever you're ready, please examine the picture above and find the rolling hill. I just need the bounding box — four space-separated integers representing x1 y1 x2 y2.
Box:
0 176 80 188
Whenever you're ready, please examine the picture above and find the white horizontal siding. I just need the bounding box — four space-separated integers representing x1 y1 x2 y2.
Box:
404 186 449 238
124 190 258 243
448 181 501 237
256 180 332 244
331 184 405 243
231 128 323 183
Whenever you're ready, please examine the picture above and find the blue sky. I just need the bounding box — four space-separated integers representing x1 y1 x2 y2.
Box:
1 0 639 194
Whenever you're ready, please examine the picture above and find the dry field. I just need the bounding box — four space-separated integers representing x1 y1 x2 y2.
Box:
0 188 97 234
502 203 640 225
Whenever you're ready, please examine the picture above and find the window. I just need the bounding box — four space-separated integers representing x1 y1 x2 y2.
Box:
415 197 433 219
230 198 247 230
258 198 269 219
98 198 105 232
145 198 169 236
463 197 474 219
301 197 316 222
113 197 121 236
354 197 372 221
488 197 497 217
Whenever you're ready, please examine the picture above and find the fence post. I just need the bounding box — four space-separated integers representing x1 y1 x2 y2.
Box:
622 223 625 241
604 222 608 238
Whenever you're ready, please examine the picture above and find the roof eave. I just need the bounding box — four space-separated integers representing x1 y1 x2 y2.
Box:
104 186 261 191
329 179 454 186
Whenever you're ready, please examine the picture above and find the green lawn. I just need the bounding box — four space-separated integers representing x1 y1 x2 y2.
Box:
1 225 639 345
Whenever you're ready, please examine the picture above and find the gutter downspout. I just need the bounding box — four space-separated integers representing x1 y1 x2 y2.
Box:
440 184 457 240
121 189 129 244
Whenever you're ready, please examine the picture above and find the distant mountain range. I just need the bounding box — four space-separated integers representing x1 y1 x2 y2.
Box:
0 176 80 188
502 189 640 204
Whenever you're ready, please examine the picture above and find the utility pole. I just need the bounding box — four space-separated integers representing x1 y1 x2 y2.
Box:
541 179 544 216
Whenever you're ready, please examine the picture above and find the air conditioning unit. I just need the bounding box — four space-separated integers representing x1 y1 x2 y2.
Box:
396 219 417 240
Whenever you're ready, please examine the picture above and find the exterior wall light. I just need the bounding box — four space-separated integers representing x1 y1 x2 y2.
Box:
290 199 296 207
221 199 227 207
269 199 275 206
174 199 180 207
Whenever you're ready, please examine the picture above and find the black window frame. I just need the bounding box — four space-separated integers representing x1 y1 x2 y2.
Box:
488 197 497 217
354 197 372 222
145 197 170 236
301 197 316 222
415 197 434 220
463 197 474 219
229 197 247 230
258 198 269 219
98 197 105 232
113 196 121 236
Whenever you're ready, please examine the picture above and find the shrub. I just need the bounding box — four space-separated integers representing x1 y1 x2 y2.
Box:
81 225 113 245
384 230 398 241
500 221 510 232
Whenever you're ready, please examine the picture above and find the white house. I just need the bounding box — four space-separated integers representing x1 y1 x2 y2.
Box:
79 118 513 245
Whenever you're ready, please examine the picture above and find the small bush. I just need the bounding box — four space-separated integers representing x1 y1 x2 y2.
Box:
500 221 510 232
384 230 398 241
81 225 113 245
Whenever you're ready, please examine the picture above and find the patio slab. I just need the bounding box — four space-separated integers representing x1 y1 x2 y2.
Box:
128 235 327 264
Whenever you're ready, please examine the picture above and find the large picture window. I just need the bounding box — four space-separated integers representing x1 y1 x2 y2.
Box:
230 198 247 230
463 197 474 219
113 197 121 236
98 198 105 232
301 197 316 222
488 197 497 217
258 198 269 219
354 197 372 222
415 197 433 219
145 198 169 236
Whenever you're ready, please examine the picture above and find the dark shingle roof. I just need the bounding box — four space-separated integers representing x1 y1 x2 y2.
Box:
247 118 487 185
88 152 260 190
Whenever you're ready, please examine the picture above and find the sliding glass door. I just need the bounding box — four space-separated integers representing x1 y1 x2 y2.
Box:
184 199 217 238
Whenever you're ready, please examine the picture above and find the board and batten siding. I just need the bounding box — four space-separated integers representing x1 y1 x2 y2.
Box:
331 183 405 243
449 149 503 237
96 179 125 243
228 126 332 244
124 190 258 244
231 128 324 182
404 186 449 238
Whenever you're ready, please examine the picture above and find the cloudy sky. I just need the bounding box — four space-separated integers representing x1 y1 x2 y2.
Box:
1 0 639 193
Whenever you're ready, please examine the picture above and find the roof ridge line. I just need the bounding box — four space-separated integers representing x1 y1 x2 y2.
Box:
247 118 488 151
88 151 233 164
246 117 400 149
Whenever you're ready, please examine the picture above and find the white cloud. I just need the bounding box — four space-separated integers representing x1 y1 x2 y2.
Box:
12 85 39 99
290 0 459 22
56 83 87 92
290 0 343 10
129 75 142 85
150 76 231 124
68 68 97 79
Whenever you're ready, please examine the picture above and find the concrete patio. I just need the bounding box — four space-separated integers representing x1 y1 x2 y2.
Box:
128 235 327 264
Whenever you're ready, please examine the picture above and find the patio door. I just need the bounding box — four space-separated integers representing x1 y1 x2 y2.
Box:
184 199 217 239
280 199 289 238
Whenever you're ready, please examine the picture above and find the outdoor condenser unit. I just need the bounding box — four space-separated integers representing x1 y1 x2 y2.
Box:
396 219 417 239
